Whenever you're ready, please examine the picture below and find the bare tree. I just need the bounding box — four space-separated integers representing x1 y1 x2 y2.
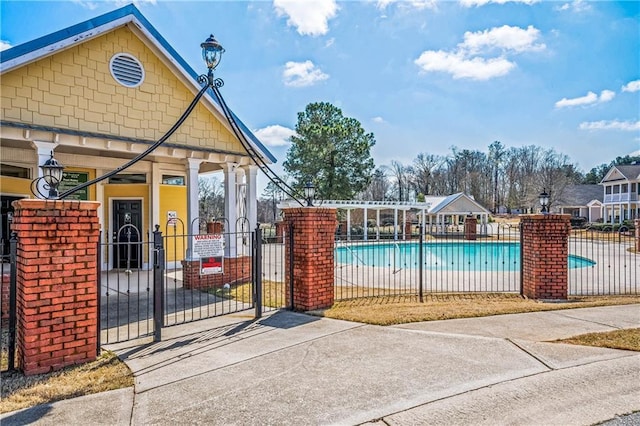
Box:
360 167 390 200
199 176 224 221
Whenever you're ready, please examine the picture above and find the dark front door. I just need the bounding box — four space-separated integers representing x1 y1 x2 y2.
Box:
112 200 143 269
1 196 22 261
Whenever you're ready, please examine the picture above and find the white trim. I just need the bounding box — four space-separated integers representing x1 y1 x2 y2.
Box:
1 16 133 73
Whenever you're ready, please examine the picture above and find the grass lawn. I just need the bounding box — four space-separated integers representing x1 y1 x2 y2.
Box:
1 292 638 415
1 350 133 415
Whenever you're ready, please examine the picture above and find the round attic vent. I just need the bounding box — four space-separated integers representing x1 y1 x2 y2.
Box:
109 53 144 88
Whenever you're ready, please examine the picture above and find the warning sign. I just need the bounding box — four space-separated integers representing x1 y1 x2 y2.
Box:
192 234 224 275
200 256 223 275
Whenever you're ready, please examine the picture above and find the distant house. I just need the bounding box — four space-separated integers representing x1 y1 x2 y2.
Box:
555 184 603 222
600 164 640 223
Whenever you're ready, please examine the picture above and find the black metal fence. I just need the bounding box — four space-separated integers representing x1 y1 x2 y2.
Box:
569 226 639 296
335 223 523 300
161 220 256 328
99 225 156 345
258 224 289 312
98 221 289 345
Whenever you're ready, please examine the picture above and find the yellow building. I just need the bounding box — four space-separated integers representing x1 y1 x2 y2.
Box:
0 5 274 269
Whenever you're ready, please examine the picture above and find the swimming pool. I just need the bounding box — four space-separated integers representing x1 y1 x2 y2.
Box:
335 241 595 272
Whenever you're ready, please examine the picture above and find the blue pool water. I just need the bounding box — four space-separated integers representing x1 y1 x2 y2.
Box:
335 241 595 271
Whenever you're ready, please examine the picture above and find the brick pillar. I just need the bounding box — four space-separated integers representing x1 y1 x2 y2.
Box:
283 207 337 311
274 221 286 240
403 221 412 240
206 221 224 234
635 219 640 252
464 216 477 240
12 199 100 375
520 214 571 300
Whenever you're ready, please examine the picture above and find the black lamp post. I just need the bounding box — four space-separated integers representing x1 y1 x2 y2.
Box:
304 182 315 207
539 188 549 214
31 151 65 199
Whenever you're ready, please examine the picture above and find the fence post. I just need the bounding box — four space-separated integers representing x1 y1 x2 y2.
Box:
288 223 295 310
519 222 524 297
418 225 423 303
8 232 17 371
96 231 102 353
153 225 164 342
254 227 262 319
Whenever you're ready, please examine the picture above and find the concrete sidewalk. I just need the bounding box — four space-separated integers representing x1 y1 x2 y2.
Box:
2 304 639 425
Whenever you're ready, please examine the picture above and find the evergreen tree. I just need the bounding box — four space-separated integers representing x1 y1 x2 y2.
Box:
283 102 375 200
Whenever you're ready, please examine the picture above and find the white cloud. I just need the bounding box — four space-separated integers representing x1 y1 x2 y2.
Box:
598 90 616 103
555 90 616 108
460 25 545 54
283 60 329 87
274 0 338 36
372 116 386 124
71 0 99 9
460 0 538 7
622 80 640 93
254 125 296 146
579 120 640 132
414 24 543 80
415 50 515 80
0 40 12 51
377 0 437 10
557 0 591 13
325 38 335 48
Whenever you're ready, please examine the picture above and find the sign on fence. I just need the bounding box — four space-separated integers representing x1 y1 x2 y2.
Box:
192 234 224 275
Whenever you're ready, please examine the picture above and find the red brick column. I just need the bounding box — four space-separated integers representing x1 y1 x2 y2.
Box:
464 216 477 240
12 199 100 375
403 221 412 240
520 214 571 300
274 221 286 240
283 207 337 311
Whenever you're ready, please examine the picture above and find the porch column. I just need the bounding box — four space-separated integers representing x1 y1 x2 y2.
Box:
151 162 161 232
394 208 398 240
235 167 246 228
363 206 368 241
185 159 202 260
242 165 258 231
223 163 238 257
31 141 57 179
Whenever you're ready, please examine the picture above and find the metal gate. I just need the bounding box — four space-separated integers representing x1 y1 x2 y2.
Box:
99 220 290 345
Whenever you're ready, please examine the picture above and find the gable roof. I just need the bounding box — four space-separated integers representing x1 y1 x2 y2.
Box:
600 164 640 183
0 4 276 163
428 192 490 215
556 184 603 206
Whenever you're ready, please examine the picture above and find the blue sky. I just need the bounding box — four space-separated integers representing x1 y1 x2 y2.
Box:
1 0 639 193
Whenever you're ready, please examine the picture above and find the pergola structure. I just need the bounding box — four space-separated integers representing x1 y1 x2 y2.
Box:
279 192 491 240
